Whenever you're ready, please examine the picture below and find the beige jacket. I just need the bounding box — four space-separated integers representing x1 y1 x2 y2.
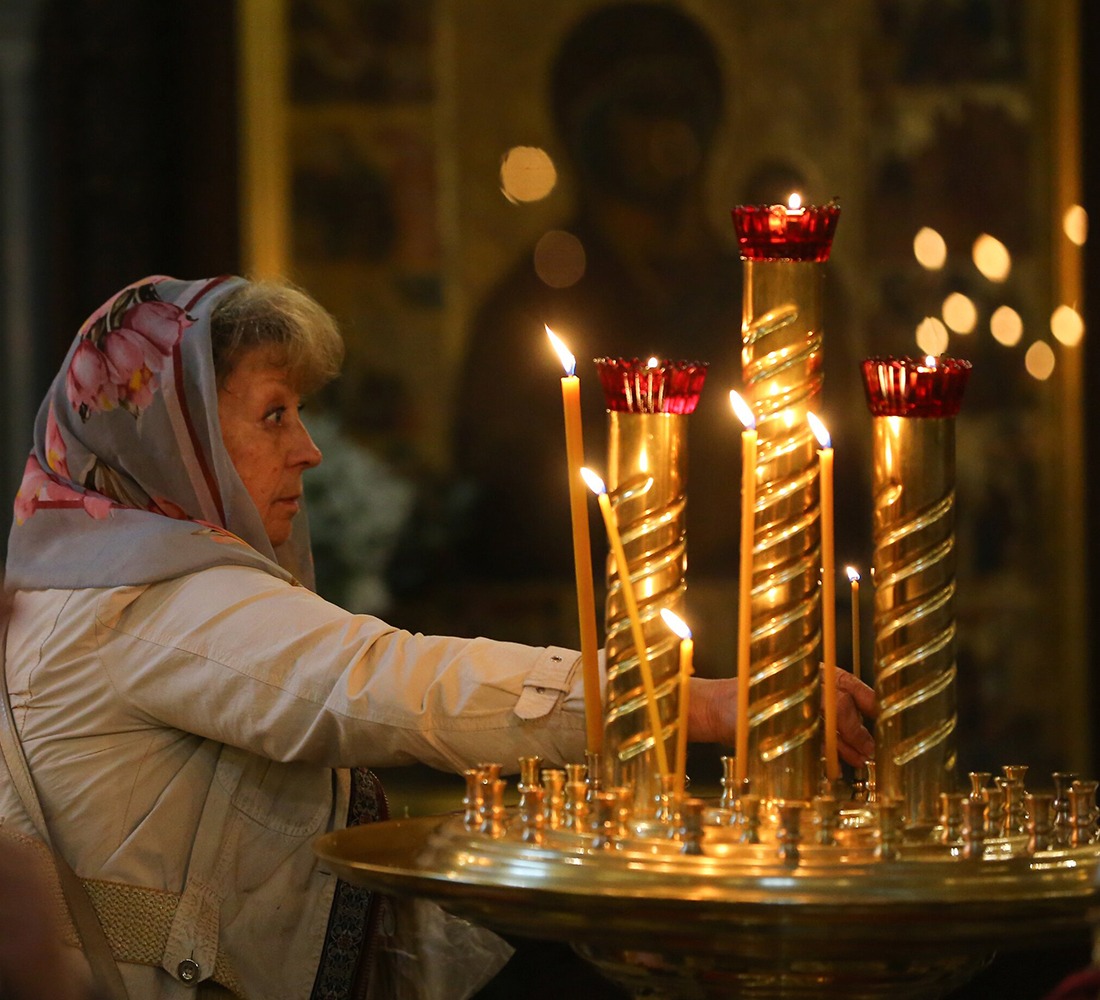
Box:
0 564 586 999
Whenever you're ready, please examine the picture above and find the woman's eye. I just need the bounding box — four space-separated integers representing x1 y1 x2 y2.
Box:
265 406 286 425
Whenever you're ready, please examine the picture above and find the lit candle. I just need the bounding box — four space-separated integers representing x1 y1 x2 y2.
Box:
547 327 602 754
808 412 839 783
660 608 694 801
730 390 757 784
581 467 670 779
846 566 861 684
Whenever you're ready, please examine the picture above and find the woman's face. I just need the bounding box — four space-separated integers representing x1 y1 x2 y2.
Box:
217 347 322 547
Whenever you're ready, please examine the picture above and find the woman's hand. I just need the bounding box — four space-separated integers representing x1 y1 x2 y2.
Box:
687 668 877 766
833 667 877 765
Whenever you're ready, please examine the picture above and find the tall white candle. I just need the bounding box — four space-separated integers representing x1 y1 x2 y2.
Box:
846 566 861 684
809 412 839 783
582 467 670 779
730 391 757 784
660 608 694 801
547 327 602 754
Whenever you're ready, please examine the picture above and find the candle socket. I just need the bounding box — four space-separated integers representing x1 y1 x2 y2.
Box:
541 768 566 830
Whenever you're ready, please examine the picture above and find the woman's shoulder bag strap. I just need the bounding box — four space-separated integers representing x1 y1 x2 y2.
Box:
0 615 131 1000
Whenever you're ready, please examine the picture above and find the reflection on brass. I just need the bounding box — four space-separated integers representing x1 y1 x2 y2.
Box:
741 261 825 800
1026 792 1054 854
1053 771 1079 846
584 750 601 794
541 768 565 830
871 414 959 829
983 785 1005 838
961 798 986 860
564 780 588 832
940 791 966 844
602 412 687 802
462 767 482 829
1070 780 1098 846
518 784 545 845
968 771 991 799
874 799 903 861
479 778 506 838
315 795 1100 1000
775 801 803 864
518 754 541 787
812 795 839 846
679 798 706 855
1002 766 1029 838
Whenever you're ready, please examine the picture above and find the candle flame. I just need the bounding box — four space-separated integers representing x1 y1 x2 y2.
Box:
808 411 831 449
846 566 860 583
729 390 756 430
580 466 606 495
647 356 659 368
660 607 692 640
925 354 938 368
546 325 575 377
788 192 803 210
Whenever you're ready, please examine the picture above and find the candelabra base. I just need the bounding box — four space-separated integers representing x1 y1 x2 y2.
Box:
315 813 1099 1000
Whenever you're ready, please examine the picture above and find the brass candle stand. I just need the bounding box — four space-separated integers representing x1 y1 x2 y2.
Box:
314 204 1100 998
733 201 840 801
862 357 972 834
316 760 1100 999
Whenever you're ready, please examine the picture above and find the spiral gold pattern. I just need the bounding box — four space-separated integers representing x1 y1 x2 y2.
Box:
741 260 826 799
602 412 686 803
871 415 959 828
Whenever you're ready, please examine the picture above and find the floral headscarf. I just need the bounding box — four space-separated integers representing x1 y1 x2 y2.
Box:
5 275 317 590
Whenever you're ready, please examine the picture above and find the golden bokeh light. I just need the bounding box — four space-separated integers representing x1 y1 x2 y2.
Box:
915 316 949 356
1050 304 1084 347
941 292 977 334
534 230 586 288
500 146 558 204
1063 204 1088 246
972 234 1011 282
990 305 1023 346
913 227 947 270
1024 341 1055 381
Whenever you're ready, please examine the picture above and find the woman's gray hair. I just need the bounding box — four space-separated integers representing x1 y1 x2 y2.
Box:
209 279 345 393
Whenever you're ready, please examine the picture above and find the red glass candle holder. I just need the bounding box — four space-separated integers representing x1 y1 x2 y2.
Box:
731 202 840 262
861 356 972 418
595 358 708 414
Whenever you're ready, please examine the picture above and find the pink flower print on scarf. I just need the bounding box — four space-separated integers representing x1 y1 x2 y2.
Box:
44 403 70 479
13 455 114 525
65 283 193 421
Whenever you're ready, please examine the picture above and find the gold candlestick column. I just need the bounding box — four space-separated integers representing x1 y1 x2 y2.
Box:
594 359 706 808
732 202 839 802
862 357 972 833
740 260 825 801
602 410 686 804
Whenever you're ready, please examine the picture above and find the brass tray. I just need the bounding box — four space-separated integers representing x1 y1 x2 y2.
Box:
314 812 1100 998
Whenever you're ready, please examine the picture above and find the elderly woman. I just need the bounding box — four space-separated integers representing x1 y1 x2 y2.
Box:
0 275 875 999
